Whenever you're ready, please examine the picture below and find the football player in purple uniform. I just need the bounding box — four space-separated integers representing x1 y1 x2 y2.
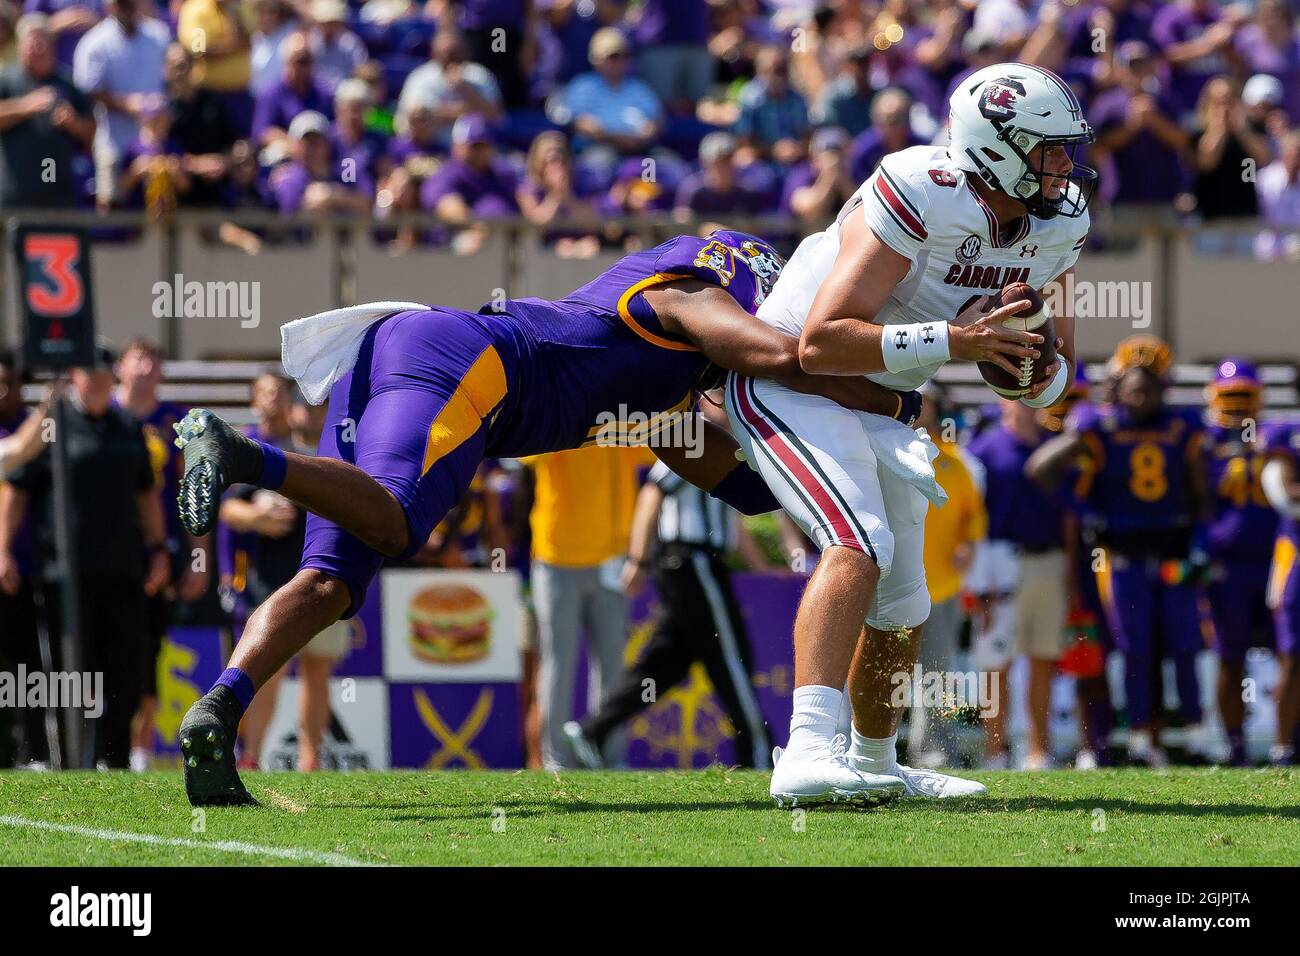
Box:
168 230 922 806
1197 360 1278 765
1029 336 1210 767
1261 420 1300 765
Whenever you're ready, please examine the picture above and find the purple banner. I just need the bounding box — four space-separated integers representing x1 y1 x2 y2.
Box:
388 682 523 769
568 571 802 768
151 626 228 764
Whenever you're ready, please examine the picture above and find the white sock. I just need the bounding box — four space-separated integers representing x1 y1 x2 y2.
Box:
1184 723 1205 754
1129 729 1154 755
787 685 843 753
850 726 898 774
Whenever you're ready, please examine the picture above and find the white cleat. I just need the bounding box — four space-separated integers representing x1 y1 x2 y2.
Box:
770 734 906 809
848 758 988 798
562 721 604 769
1074 749 1099 771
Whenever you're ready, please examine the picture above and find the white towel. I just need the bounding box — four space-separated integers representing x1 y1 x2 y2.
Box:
280 300 426 405
860 413 949 508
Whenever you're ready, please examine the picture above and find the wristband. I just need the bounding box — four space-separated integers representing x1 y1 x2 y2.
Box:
881 322 950 374
1020 359 1070 408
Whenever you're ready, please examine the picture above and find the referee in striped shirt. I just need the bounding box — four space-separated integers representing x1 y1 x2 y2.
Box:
564 459 773 769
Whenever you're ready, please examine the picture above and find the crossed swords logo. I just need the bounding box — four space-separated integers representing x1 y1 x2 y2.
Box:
893 325 936 350
414 686 494 769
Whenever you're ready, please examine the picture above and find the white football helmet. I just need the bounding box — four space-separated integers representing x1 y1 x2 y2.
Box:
948 62 1097 219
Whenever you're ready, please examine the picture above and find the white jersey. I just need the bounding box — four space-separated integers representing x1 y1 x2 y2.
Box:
757 144 1089 390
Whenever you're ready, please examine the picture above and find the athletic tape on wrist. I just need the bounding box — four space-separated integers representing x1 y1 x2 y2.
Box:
882 322 950 374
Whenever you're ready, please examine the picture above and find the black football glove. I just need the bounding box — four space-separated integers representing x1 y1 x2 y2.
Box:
895 389 923 427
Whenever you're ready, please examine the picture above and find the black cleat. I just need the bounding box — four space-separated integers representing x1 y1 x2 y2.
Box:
174 409 264 537
179 689 258 807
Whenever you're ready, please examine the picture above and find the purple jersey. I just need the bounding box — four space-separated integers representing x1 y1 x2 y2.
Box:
1070 402 1203 544
1266 422 1300 545
966 423 1063 551
478 230 783 456
1200 422 1277 562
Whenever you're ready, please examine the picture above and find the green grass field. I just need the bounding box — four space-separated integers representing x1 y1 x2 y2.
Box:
1 767 1297 866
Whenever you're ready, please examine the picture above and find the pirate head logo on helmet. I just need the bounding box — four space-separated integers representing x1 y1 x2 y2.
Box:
738 239 785 306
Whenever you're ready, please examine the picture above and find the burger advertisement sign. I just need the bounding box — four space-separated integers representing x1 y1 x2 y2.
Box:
381 569 523 682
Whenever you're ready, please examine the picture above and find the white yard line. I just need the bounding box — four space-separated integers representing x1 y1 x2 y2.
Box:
0 814 380 867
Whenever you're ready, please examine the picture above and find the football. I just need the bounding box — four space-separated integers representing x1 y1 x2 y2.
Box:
977 282 1057 399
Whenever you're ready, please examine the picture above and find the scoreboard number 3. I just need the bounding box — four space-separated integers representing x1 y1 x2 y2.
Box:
24 232 86 316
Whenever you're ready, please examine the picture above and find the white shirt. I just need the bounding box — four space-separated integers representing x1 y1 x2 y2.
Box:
756 144 1089 390
72 16 171 157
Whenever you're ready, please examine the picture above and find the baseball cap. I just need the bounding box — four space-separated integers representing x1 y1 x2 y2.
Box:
589 27 630 64
698 131 738 164
288 110 330 141
811 126 849 153
1243 74 1284 108
452 113 493 146
311 0 347 23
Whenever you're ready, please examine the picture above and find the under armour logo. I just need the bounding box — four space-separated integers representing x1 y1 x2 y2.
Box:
1019 243 1039 258
921 325 935 344
894 330 909 350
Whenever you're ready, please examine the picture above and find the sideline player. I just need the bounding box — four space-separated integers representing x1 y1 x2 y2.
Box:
1198 360 1277 765
728 63 1094 804
1261 418 1300 764
171 230 922 806
1030 337 1209 767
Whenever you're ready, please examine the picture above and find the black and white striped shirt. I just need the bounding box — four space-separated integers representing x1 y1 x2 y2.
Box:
649 461 735 551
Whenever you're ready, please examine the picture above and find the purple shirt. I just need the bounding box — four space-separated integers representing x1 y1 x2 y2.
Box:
967 424 1064 551
1235 23 1300 123
24 0 103 69
251 78 333 145
460 0 526 31
420 157 517 216
674 171 762 216
849 128 924 184
1266 423 1300 544
1150 2 1230 112
268 160 367 213
1201 422 1277 562
332 125 387 192
633 0 712 48
1090 86 1186 203
780 161 815 214
387 135 443 167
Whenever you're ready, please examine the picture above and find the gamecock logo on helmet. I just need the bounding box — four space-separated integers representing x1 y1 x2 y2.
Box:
979 78 1026 121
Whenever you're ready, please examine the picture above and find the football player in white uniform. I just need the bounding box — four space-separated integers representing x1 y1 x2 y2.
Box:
727 63 1096 806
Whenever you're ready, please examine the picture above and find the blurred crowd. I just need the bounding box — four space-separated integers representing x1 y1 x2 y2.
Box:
0 0 1297 256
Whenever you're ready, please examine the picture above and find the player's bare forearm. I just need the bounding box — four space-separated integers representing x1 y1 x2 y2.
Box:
779 368 908 419
651 416 746 492
1026 431 1087 491
649 281 909 418
649 280 812 382
0 483 27 554
626 482 662 564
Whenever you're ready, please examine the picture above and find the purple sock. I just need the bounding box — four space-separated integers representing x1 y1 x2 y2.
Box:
258 441 287 489
212 667 256 715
